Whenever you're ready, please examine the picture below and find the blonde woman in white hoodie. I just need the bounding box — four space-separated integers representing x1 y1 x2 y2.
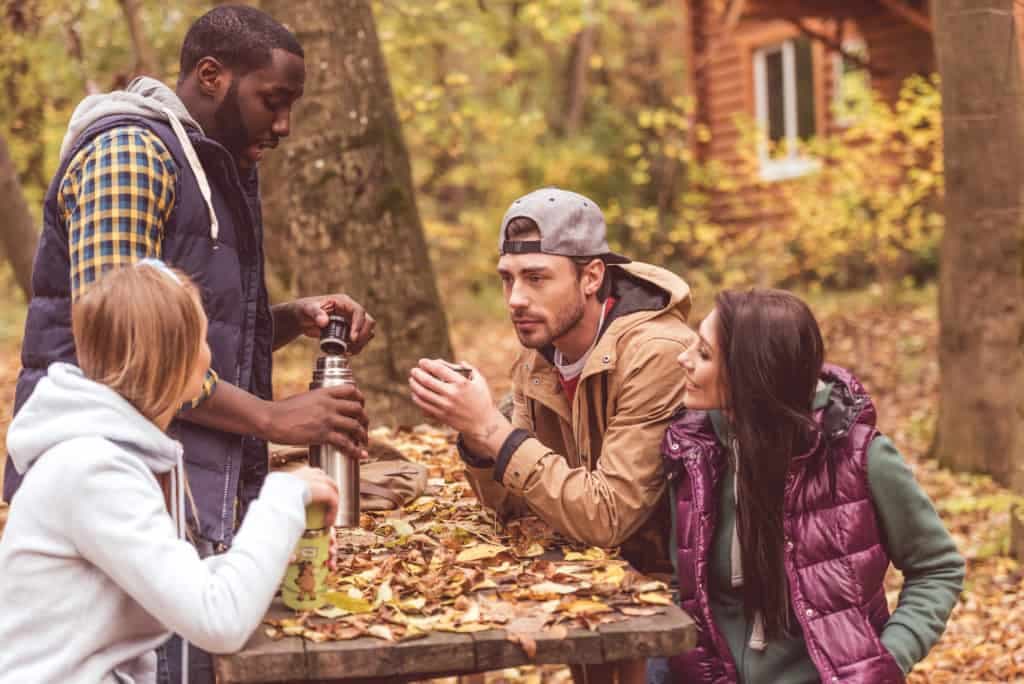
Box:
0 260 339 684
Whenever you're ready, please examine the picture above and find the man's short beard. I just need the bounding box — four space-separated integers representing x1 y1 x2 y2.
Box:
518 292 585 349
213 79 250 160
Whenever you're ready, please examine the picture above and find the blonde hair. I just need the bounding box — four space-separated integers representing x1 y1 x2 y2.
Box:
72 263 206 424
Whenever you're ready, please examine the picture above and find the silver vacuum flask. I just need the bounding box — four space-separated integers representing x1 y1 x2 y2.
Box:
308 315 360 528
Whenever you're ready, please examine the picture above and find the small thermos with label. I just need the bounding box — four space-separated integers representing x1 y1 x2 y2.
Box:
308 314 360 528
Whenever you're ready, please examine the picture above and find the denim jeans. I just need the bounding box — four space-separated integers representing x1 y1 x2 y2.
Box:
647 656 672 684
156 635 214 684
156 537 217 684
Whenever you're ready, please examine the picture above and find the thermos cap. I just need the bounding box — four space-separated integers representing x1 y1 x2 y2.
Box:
320 314 349 355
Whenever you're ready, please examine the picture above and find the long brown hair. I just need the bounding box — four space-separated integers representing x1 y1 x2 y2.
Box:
714 288 824 638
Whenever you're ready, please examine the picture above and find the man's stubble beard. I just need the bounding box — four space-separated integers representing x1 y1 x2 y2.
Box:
516 291 586 350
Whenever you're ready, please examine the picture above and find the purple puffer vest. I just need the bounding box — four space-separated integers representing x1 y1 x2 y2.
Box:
662 364 904 683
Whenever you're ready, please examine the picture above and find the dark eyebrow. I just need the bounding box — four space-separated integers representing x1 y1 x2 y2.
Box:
497 265 554 277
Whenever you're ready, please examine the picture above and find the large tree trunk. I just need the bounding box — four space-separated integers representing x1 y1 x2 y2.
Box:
932 0 1024 491
0 132 37 300
259 0 453 428
117 0 157 77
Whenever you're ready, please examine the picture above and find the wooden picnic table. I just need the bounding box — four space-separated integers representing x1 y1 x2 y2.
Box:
215 594 696 684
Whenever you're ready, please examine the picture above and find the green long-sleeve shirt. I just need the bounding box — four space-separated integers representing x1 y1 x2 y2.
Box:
698 384 964 682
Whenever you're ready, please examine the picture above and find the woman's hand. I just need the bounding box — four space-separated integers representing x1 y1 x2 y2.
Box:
287 465 340 528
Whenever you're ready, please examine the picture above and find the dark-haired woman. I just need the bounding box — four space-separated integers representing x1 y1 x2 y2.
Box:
660 289 963 683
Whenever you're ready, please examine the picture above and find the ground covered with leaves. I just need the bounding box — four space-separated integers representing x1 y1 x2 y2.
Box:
1 292 1022 682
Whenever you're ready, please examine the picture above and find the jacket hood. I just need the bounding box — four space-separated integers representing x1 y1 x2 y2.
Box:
59 76 202 164
6 363 182 476
613 261 692 317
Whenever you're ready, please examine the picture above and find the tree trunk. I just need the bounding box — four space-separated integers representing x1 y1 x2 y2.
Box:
117 0 157 77
932 0 1024 491
0 132 37 300
259 0 453 428
563 23 596 136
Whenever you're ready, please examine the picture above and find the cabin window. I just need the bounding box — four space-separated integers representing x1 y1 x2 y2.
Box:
834 39 870 127
753 37 819 181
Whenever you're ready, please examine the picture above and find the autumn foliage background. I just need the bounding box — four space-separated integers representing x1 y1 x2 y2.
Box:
0 1 1022 680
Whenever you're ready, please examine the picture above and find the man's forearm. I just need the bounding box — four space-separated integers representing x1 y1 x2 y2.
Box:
271 303 302 351
179 379 271 439
460 409 516 460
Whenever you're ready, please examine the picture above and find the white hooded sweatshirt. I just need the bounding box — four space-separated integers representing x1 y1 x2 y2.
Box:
0 364 308 684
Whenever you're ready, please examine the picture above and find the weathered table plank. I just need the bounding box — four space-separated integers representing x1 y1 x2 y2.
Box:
215 599 696 683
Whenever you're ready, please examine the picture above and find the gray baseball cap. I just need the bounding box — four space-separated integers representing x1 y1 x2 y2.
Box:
498 187 631 264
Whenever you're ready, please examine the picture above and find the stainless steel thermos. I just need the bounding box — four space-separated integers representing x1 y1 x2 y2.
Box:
308 314 360 528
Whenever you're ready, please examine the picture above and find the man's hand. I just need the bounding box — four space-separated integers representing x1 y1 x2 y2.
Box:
274 295 376 353
265 384 369 460
409 359 513 459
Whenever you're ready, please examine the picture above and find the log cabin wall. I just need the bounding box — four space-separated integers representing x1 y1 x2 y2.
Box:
685 0 940 230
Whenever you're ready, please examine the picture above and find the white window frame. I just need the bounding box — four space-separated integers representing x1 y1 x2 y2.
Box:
753 39 820 182
833 38 869 128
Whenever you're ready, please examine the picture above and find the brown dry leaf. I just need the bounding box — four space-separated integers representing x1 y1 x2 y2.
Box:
620 606 665 617
507 632 538 659
515 542 546 558
301 628 330 643
545 625 569 639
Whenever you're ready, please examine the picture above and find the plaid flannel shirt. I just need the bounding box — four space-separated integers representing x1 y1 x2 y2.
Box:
60 125 218 408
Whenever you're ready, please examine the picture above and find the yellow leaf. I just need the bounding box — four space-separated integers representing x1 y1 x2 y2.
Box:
633 580 668 593
637 592 673 606
314 606 348 619
324 592 373 614
563 547 607 562
529 581 578 599
592 564 625 586
456 543 509 562
454 622 492 633
563 599 613 616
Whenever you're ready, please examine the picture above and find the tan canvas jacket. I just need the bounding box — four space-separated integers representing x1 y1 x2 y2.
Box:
464 262 697 573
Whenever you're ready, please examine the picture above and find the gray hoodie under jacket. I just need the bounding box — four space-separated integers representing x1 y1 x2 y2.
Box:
0 363 309 684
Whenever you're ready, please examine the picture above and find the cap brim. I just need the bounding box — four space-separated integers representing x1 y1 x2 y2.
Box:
601 252 631 265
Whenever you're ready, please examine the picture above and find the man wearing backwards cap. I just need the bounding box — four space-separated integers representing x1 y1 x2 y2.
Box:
410 187 696 682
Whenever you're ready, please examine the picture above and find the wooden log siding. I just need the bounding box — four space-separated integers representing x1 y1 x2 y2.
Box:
685 0 949 230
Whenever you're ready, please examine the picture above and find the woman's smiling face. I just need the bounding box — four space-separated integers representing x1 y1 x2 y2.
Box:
677 308 726 411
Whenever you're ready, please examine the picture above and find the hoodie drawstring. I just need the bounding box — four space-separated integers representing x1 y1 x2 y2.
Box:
170 446 190 684
161 106 219 244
